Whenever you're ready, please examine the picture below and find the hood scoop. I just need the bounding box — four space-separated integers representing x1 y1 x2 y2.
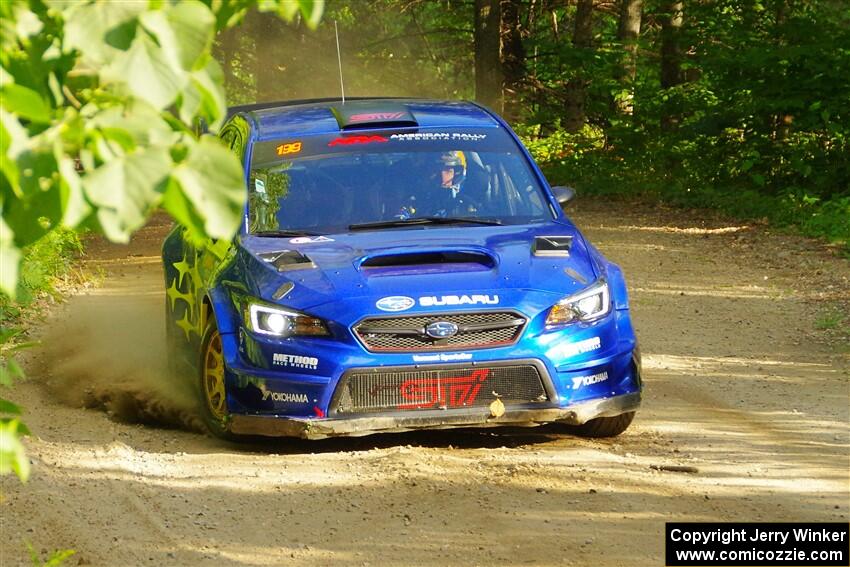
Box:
533 236 573 257
257 250 316 272
360 250 496 276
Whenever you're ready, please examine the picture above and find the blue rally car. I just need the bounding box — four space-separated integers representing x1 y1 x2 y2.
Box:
162 98 642 440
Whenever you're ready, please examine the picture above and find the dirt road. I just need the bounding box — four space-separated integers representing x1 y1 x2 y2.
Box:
2 202 848 566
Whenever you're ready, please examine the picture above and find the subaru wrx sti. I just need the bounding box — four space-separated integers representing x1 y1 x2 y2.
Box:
162 98 642 440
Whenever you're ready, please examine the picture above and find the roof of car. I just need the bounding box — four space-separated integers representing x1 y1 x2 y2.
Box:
229 98 502 141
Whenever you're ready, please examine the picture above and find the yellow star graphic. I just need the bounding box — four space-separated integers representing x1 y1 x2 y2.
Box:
185 256 202 293
166 278 195 311
176 311 198 340
173 257 192 288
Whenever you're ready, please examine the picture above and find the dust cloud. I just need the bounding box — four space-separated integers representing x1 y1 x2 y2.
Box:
232 16 466 104
38 280 204 433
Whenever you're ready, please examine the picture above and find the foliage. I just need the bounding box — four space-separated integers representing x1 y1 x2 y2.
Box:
0 327 31 481
0 0 324 484
27 542 75 567
1 0 323 300
518 0 850 249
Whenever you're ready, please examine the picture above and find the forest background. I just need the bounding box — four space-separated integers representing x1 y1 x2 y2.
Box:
219 0 849 246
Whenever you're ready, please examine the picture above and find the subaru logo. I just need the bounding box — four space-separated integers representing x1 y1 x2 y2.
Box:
376 296 415 312
425 321 459 339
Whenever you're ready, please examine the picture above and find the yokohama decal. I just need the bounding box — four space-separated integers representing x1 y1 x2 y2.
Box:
328 135 388 147
396 369 490 410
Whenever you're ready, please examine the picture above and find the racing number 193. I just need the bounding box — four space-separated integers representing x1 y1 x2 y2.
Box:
276 142 302 156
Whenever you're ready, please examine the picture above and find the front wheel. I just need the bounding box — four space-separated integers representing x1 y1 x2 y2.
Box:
198 316 236 440
567 411 635 438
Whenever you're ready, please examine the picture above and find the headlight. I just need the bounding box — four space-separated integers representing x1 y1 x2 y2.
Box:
545 279 611 326
246 302 329 337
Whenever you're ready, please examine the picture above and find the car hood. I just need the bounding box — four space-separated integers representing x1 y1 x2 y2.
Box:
237 222 598 312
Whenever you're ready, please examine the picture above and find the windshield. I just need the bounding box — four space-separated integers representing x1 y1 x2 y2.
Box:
247 128 552 235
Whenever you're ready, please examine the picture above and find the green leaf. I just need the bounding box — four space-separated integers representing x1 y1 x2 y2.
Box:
171 136 245 240
3 356 25 384
0 366 13 388
0 110 24 195
58 156 92 228
0 327 23 345
82 147 172 242
0 398 21 415
0 418 30 481
0 84 51 123
257 0 325 29
4 150 64 246
88 103 178 148
63 2 143 67
0 217 21 298
140 1 215 72
0 65 11 88
160 176 207 246
103 32 185 110
179 59 226 128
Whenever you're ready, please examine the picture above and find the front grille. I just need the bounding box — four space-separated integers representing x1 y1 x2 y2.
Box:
354 311 526 352
332 365 548 415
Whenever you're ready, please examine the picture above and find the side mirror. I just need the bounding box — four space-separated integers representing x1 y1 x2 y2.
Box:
552 186 576 205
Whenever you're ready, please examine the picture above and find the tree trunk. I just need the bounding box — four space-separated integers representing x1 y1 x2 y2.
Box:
474 0 503 109
615 0 643 115
500 0 526 122
563 0 594 132
659 0 683 130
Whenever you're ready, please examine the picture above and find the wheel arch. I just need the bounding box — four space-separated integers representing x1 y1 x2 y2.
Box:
205 287 241 335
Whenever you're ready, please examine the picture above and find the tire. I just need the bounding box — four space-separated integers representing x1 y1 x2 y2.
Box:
568 411 635 438
198 315 237 440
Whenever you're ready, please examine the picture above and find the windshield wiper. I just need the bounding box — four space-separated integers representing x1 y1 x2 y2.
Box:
253 229 323 237
348 217 502 231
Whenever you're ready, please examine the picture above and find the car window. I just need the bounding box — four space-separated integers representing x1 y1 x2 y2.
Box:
247 128 552 234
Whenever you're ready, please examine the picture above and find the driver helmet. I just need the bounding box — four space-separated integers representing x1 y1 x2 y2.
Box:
437 151 467 189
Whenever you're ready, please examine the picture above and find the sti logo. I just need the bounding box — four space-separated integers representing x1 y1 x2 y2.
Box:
397 369 490 410
349 112 404 122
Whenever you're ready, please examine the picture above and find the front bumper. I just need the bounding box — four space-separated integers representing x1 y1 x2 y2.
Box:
229 391 641 439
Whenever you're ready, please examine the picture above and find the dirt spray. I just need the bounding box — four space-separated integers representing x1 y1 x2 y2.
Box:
38 253 204 433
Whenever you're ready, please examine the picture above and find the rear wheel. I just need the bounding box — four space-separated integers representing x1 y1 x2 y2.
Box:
199 316 235 439
568 411 635 438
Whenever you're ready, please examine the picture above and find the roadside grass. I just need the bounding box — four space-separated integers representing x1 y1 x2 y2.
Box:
521 128 850 256
812 305 850 352
1 228 88 334
815 306 850 333
815 309 846 331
